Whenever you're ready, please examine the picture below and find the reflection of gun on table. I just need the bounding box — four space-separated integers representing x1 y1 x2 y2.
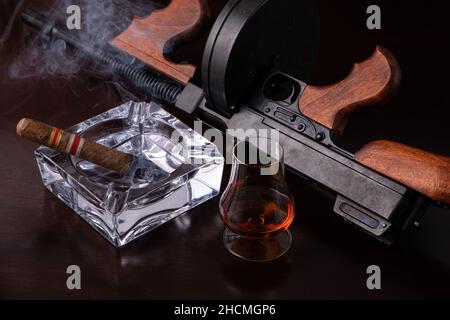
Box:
21 0 450 244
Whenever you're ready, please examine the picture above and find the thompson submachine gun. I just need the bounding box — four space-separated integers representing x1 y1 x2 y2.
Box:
21 0 450 244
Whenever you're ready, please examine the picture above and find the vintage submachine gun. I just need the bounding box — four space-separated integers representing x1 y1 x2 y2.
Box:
21 0 450 243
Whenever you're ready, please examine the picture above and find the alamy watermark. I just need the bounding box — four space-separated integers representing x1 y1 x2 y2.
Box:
367 5 381 30
170 121 281 176
66 265 81 290
366 265 381 290
66 5 81 30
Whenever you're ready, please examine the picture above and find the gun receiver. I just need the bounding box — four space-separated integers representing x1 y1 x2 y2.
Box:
196 48 450 242
21 0 450 243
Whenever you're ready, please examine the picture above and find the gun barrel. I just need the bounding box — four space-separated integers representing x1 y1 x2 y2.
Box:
21 8 48 31
21 8 183 104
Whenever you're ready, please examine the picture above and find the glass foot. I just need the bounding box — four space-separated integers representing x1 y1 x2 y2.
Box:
223 228 292 262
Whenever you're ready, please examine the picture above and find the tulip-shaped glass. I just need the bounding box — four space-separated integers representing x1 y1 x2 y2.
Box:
219 138 295 262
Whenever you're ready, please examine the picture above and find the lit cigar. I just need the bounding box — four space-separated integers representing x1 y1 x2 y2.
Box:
17 118 134 172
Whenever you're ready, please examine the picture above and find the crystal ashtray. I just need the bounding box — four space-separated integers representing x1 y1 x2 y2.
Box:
35 101 224 247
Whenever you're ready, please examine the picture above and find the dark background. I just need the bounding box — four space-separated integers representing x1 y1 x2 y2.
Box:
0 0 449 299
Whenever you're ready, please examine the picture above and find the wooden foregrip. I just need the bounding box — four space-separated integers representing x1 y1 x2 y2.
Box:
110 0 209 84
16 118 133 172
355 140 450 204
299 46 401 133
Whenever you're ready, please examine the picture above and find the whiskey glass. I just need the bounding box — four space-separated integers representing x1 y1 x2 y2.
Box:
219 138 295 262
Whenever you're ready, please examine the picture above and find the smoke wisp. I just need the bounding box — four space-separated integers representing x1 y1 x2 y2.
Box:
2 0 158 80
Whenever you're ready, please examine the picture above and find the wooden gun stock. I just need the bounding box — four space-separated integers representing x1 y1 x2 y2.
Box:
356 141 450 205
110 0 210 84
298 46 449 204
299 46 401 133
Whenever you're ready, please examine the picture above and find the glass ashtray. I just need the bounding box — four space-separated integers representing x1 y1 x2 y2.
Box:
35 101 224 247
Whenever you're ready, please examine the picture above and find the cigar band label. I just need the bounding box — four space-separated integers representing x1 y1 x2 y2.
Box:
48 128 63 148
66 134 85 157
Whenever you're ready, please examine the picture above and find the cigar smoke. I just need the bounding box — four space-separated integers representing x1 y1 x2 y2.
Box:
1 0 158 81
1 1 176 187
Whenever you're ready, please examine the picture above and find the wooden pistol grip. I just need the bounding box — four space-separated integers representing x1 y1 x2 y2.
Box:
355 140 450 204
299 46 401 133
110 0 209 84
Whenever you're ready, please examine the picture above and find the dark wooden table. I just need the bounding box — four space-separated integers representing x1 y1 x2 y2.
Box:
1 0 450 299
